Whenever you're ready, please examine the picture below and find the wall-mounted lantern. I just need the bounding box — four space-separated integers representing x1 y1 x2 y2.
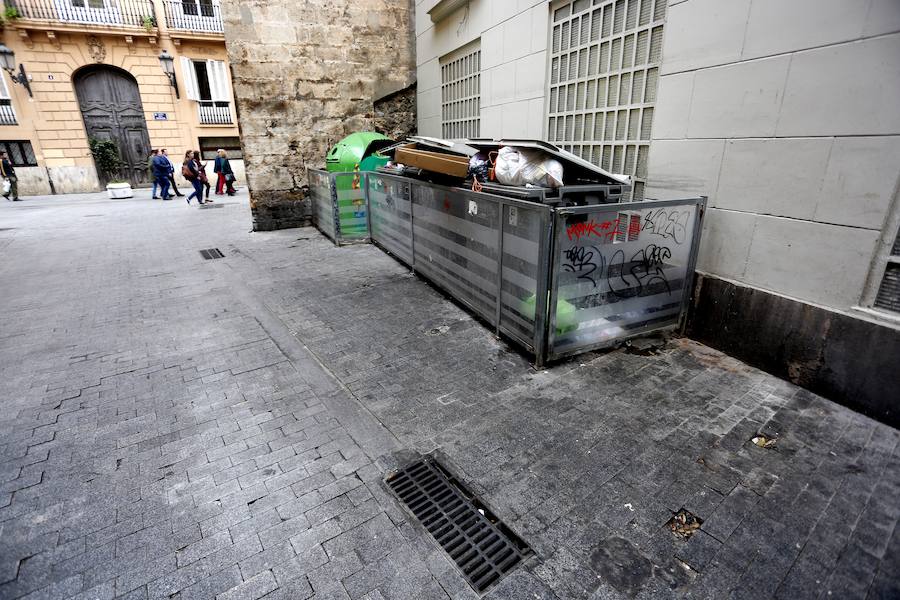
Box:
158 50 179 99
0 44 33 98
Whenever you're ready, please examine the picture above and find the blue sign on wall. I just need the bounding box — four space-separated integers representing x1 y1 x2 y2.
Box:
153 113 168 121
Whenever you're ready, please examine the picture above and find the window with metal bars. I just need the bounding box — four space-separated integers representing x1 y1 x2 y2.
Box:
547 0 666 200
440 41 481 140
873 229 900 314
0 141 37 167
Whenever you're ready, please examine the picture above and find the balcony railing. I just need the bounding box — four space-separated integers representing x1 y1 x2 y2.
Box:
6 0 155 28
198 101 231 125
162 0 223 33
0 101 16 125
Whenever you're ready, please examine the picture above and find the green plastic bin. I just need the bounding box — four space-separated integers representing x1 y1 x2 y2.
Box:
325 132 392 240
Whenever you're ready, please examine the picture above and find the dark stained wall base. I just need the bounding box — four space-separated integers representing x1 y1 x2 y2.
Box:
687 274 900 429
251 192 309 232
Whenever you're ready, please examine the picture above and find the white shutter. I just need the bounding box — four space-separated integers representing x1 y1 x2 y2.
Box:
207 60 230 102
180 56 200 101
0 73 11 100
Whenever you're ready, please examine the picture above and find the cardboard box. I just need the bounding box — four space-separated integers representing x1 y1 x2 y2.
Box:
394 144 469 178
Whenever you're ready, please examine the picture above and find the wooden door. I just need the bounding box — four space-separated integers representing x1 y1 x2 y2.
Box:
75 66 152 185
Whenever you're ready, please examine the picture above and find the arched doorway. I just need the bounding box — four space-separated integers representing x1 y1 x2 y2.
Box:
74 65 151 185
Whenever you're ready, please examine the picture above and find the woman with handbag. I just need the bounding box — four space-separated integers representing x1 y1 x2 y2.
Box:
193 151 212 202
182 150 205 205
214 149 237 196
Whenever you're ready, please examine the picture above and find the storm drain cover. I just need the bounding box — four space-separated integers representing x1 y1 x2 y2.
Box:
386 457 531 593
199 248 225 260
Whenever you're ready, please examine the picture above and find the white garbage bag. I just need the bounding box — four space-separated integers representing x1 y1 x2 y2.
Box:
494 146 564 188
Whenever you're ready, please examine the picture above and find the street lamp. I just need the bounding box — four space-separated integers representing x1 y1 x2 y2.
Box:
158 50 179 99
0 43 33 98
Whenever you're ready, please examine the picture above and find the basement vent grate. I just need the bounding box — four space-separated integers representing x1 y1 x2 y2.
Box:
199 248 225 260
386 457 531 594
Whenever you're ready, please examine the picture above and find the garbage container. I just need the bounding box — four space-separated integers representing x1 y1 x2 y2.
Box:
325 132 393 239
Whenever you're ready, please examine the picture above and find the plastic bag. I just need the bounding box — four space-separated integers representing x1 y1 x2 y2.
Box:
1 179 9 195
494 146 564 188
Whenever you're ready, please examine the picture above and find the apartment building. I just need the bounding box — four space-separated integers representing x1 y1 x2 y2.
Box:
416 0 900 420
0 0 243 194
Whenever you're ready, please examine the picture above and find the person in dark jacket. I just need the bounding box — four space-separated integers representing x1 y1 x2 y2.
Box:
148 149 160 199
151 152 171 200
161 149 184 197
213 149 236 196
182 150 205 204
1 151 18 201
192 151 211 202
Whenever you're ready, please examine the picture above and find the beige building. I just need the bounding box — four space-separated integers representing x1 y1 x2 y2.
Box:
0 0 243 194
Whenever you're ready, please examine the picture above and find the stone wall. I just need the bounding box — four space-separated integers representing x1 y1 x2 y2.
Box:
220 0 417 231
373 84 417 141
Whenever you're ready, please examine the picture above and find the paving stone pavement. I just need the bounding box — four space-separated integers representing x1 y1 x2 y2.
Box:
0 191 898 600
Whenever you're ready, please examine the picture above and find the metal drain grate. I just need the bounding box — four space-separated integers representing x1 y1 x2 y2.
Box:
386 458 530 593
199 248 225 260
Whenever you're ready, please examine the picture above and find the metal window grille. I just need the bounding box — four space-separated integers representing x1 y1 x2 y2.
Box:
548 0 666 200
441 41 481 139
873 228 900 314
0 141 37 167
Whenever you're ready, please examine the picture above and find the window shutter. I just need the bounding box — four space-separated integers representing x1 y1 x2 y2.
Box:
0 73 11 100
207 60 229 102
180 56 200 101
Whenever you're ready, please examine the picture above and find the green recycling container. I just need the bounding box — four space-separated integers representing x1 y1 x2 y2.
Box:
325 132 392 240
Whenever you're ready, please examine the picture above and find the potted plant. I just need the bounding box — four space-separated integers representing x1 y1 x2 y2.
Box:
89 138 133 198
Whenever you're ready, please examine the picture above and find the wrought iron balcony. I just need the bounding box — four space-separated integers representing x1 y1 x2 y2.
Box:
198 101 231 125
5 0 156 29
0 100 16 126
162 0 223 34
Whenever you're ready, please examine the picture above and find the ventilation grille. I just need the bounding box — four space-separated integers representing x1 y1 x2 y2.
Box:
386 458 530 594
874 263 900 313
441 41 481 140
199 248 225 260
548 0 666 200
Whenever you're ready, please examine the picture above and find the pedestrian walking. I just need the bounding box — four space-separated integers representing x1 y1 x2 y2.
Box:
148 149 161 199
193 151 212 202
182 150 205 205
151 151 171 200
1 151 19 201
213 149 236 196
161 149 184 197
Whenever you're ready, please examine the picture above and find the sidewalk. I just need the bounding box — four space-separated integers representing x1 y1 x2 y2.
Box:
0 192 897 600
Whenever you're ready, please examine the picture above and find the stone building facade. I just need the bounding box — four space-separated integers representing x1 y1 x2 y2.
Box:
0 0 243 195
219 0 416 231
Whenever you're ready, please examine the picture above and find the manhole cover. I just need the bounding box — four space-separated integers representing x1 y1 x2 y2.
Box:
386 458 531 593
199 248 225 260
666 509 702 539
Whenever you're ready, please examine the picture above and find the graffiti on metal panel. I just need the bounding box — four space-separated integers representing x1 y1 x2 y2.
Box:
563 246 599 286
641 209 691 244
562 243 673 300
566 218 621 242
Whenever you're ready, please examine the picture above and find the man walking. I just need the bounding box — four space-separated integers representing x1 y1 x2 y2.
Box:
1 151 18 201
148 149 160 199
161 149 184 197
151 150 171 200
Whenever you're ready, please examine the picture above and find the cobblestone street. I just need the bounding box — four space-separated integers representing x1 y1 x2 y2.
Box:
0 192 898 600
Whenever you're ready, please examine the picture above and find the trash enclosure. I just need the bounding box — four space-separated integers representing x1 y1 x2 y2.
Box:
307 136 705 365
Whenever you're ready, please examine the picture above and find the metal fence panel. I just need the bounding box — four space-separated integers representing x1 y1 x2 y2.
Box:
367 173 414 265
547 197 705 360
308 169 336 242
499 203 552 352
333 173 369 242
409 181 501 326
